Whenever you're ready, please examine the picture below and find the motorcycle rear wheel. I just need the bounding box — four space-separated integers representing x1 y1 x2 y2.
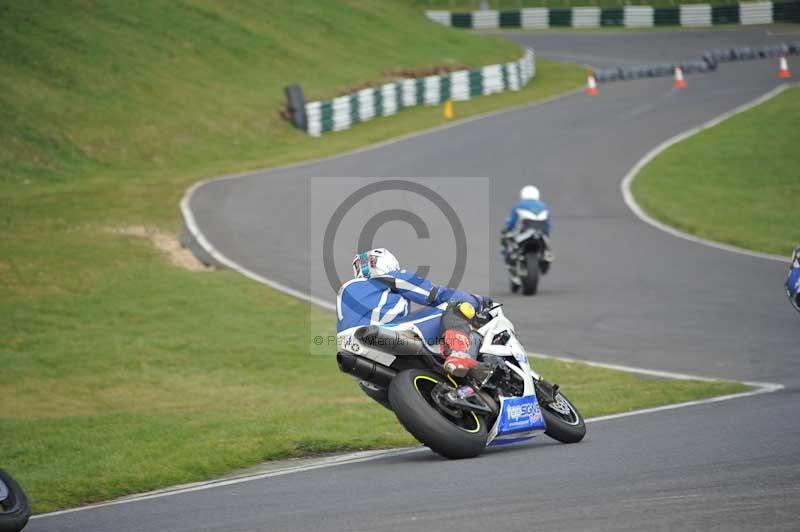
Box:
0 470 30 532
521 251 541 295
389 369 488 459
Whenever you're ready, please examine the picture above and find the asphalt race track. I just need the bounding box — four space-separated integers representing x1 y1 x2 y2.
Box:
31 27 800 532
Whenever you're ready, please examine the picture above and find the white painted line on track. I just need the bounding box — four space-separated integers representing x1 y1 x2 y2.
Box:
31 448 422 520
32 371 782 521
180 181 336 311
621 83 796 263
528 351 784 421
179 86 584 312
532 350 736 382
587 383 783 423
112 73 789 527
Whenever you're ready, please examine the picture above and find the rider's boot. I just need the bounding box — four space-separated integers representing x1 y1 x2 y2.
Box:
441 302 482 378
443 352 479 378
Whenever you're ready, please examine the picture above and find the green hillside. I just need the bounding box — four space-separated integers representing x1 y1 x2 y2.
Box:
0 0 527 190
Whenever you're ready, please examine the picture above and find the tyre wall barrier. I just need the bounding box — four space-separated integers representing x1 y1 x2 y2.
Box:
303 49 535 137
592 41 800 83
426 1 799 29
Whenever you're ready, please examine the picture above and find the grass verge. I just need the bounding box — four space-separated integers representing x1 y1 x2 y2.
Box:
1 0 747 514
631 85 800 257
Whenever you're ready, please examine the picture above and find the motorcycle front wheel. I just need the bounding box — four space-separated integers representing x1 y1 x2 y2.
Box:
536 387 586 444
389 369 488 459
0 470 30 532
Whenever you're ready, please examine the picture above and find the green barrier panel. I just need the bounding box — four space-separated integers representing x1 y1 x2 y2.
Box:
774 0 800 21
320 101 333 133
654 7 680 26
452 12 472 28
712 5 739 24
499 10 521 27
501 64 509 90
350 94 359 124
468 69 483 98
395 83 404 111
440 75 451 103
415 78 425 106
601 8 624 26
549 8 572 27
373 88 383 117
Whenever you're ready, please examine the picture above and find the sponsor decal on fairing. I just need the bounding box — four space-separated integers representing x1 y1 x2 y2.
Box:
488 394 547 445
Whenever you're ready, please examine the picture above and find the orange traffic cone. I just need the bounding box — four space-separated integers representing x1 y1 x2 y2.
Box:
586 73 598 96
779 54 791 79
674 66 686 89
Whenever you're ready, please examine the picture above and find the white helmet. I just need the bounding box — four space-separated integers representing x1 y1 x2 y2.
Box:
352 248 400 279
520 185 540 201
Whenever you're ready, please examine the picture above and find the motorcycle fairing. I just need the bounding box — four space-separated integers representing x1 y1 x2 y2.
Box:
488 394 547 445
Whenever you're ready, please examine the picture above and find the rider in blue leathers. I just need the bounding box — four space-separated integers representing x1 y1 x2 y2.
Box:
502 185 553 263
337 248 487 376
786 246 800 314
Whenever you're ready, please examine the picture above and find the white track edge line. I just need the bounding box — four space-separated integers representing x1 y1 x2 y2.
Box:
531 351 725 382
621 83 795 263
180 185 335 311
33 374 782 521
180 86 585 312
90 75 787 524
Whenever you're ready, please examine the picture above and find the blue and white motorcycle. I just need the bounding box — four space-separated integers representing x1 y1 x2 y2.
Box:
503 209 552 296
337 303 585 459
786 246 800 314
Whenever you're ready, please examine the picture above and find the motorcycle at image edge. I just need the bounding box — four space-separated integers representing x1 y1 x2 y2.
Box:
0 470 30 532
504 209 551 296
336 303 585 459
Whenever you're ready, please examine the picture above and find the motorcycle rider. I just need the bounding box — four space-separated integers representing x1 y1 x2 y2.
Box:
501 185 553 264
786 246 800 314
337 248 489 377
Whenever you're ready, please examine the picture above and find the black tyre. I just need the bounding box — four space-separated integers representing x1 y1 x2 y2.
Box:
0 470 30 532
388 369 487 459
521 251 541 295
537 388 586 444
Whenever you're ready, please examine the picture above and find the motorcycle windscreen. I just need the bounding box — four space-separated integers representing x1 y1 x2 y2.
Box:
487 395 547 446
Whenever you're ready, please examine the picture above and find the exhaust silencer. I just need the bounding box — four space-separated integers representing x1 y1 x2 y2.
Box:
354 326 429 358
336 352 396 387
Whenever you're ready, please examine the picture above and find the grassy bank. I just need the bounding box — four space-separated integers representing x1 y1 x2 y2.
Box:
631 86 800 256
0 0 747 514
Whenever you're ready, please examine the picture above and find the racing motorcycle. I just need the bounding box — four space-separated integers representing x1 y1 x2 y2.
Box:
786 246 800 314
503 209 551 296
0 470 30 532
336 303 585 459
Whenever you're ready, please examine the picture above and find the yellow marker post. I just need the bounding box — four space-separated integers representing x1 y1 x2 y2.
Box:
443 99 453 120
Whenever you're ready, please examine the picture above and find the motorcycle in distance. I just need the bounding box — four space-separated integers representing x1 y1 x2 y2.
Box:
504 208 551 296
336 303 585 459
0 470 30 532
